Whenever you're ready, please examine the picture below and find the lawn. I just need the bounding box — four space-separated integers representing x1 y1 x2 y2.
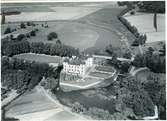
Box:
14 53 62 64
124 12 165 43
89 71 111 78
95 66 115 73
61 77 102 87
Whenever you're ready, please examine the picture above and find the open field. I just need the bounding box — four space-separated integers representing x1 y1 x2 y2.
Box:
6 88 58 116
79 6 135 54
1 2 115 12
124 12 165 43
26 21 99 51
5 87 79 121
5 7 101 22
14 53 62 64
2 5 135 53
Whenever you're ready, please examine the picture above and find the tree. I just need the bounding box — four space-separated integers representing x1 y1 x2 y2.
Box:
10 34 14 40
17 34 25 41
159 43 165 56
56 40 61 45
132 54 146 67
30 42 44 54
106 44 113 55
47 32 58 41
71 102 86 114
26 22 31 26
138 1 165 13
120 62 130 73
30 30 36 36
123 51 132 59
2 14 5 24
4 27 11 34
144 73 166 119
20 23 26 29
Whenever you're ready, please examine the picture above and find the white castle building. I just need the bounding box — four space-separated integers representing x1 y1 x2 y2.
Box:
63 56 93 77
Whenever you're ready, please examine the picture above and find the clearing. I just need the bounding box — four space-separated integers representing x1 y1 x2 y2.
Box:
14 53 62 64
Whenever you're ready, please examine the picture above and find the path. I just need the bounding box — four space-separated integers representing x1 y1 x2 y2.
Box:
131 67 149 76
60 81 101 89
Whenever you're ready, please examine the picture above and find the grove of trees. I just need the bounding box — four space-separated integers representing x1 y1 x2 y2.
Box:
132 47 165 73
1 56 63 94
2 39 80 57
4 27 11 34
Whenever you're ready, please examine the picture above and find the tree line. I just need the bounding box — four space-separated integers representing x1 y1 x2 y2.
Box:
118 16 147 46
2 39 80 57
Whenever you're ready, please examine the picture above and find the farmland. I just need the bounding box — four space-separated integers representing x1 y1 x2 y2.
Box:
124 12 165 43
5 87 80 121
1 3 135 53
5 7 101 22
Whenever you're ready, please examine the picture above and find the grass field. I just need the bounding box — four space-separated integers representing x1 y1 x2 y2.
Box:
79 6 135 54
5 7 101 22
2 4 135 54
124 12 165 43
89 71 111 78
14 53 62 64
95 66 115 73
5 87 81 121
6 88 59 117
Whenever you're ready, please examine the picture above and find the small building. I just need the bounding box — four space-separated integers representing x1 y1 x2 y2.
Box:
63 56 93 77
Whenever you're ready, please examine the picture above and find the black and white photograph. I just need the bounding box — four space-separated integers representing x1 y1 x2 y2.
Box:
1 1 166 121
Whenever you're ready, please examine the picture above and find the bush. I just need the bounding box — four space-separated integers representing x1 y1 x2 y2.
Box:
131 34 147 46
26 22 31 26
130 11 135 15
20 23 26 29
30 30 36 36
131 39 139 46
71 102 86 113
4 27 11 34
17 34 25 41
87 107 113 120
47 32 58 41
